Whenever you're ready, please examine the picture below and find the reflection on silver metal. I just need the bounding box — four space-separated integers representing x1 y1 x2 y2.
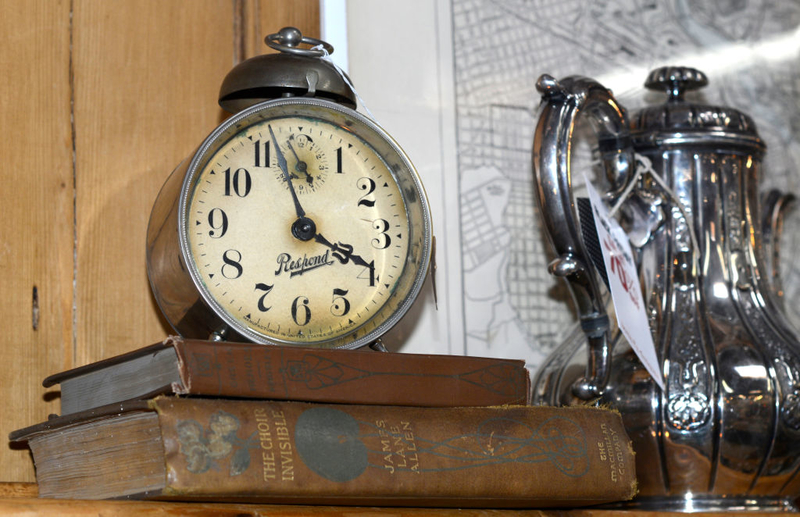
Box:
146 98 432 350
762 190 797 316
218 27 355 113
265 27 333 57
531 66 800 512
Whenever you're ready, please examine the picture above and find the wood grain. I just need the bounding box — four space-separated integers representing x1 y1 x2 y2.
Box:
71 1 320 365
0 483 37 498
0 497 563 517
71 0 235 365
0 484 795 517
1 0 319 483
239 0 321 59
0 0 73 482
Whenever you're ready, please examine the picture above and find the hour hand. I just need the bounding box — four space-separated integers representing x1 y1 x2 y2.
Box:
268 125 305 218
313 232 373 270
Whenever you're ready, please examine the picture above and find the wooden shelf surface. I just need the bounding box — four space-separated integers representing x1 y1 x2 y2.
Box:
1 483 798 516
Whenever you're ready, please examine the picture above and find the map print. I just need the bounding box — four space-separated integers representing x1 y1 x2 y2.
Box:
451 0 800 368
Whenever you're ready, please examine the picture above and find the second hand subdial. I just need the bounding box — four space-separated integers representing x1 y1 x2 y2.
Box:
286 139 312 185
269 124 318 242
269 124 306 219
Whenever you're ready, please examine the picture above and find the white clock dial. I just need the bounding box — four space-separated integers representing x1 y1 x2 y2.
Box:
161 99 431 348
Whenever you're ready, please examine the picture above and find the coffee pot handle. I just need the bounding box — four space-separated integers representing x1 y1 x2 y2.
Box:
762 189 796 311
532 75 635 399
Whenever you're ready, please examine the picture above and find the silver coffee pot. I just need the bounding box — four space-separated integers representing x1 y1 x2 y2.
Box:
531 66 800 512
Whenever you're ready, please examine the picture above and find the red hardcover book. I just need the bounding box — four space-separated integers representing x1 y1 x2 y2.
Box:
45 336 530 415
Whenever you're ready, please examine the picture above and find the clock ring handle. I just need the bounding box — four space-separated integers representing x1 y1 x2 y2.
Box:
532 74 635 400
266 27 334 58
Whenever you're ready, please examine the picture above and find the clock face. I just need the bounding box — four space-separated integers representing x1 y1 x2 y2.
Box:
178 100 430 348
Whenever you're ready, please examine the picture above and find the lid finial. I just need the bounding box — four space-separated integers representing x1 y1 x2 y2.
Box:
645 66 708 102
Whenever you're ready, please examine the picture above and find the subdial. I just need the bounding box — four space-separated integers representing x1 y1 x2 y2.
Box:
275 133 328 194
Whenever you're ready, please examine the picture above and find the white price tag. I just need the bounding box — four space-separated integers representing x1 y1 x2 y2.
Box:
584 176 664 391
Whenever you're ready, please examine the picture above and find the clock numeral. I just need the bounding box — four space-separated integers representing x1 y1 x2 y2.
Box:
221 249 243 279
253 140 270 168
254 283 273 312
330 288 351 317
207 208 228 239
357 260 376 287
291 296 311 326
371 219 391 249
291 133 311 148
224 167 252 197
357 177 376 207
335 146 344 174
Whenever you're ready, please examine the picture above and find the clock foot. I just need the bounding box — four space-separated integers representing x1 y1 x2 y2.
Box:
209 325 230 342
369 340 388 353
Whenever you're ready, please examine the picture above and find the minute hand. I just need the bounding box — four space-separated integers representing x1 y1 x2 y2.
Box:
268 125 305 218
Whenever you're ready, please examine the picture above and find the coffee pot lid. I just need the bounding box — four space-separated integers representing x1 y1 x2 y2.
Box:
631 66 764 151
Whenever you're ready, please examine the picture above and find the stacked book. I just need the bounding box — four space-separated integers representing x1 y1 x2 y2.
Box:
10 336 637 508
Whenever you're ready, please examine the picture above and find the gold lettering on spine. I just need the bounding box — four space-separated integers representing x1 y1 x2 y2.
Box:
390 426 406 468
376 419 419 474
255 408 276 481
272 410 294 481
376 419 394 473
597 423 626 483
402 421 420 473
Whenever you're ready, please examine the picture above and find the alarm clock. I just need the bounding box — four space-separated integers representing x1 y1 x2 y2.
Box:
146 28 432 349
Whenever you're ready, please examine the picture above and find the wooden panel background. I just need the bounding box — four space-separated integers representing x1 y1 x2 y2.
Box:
0 0 319 482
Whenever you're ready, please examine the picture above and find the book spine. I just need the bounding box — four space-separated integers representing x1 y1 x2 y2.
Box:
155 398 636 506
173 339 530 407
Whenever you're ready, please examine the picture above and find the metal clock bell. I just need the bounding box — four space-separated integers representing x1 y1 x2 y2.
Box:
146 28 432 350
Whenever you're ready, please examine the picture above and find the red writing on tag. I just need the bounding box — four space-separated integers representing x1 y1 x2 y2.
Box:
602 234 640 311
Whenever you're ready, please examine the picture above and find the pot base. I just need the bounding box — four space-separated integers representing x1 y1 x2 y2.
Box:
601 495 799 513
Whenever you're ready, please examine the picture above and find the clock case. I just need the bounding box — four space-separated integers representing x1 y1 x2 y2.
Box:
146 29 432 348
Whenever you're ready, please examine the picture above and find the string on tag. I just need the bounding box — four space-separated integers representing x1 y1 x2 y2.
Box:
311 44 376 121
605 153 701 265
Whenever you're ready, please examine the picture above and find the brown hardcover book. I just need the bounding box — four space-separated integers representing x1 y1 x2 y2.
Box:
10 397 637 507
45 336 530 415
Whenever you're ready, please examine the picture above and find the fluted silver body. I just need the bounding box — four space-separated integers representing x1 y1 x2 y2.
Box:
532 67 800 511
